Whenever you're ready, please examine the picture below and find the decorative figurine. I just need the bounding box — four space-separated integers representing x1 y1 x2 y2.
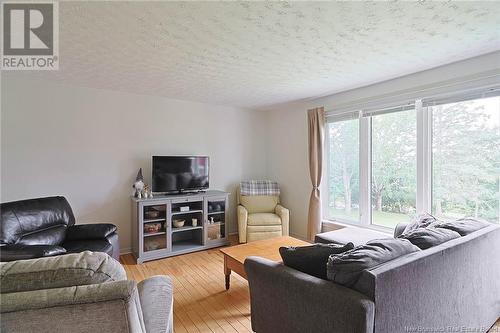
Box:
133 168 145 198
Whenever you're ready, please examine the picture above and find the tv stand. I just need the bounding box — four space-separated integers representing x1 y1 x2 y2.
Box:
131 190 229 263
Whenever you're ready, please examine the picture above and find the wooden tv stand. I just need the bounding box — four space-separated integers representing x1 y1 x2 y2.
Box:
131 190 229 264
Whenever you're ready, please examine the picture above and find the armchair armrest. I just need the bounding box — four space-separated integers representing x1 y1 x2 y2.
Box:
138 276 174 333
1 280 146 333
237 205 248 243
244 257 374 333
66 223 117 241
0 244 66 262
275 204 290 236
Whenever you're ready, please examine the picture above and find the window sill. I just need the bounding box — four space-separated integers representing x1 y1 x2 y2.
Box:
322 219 394 235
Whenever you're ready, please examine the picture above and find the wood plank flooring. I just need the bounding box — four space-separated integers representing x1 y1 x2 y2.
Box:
121 235 500 333
121 235 252 333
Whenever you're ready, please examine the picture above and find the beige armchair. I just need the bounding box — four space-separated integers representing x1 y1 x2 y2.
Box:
237 186 289 243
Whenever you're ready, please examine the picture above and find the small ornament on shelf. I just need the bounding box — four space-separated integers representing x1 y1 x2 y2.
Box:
133 168 145 198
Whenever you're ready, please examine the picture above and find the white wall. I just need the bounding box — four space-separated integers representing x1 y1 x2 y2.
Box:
264 51 500 239
1 75 267 252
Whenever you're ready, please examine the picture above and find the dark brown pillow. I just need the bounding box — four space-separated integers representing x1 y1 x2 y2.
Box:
279 242 354 279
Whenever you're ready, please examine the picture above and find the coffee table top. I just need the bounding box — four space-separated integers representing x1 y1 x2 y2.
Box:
220 236 310 263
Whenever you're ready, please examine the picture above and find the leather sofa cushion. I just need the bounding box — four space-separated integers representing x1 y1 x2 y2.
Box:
63 239 113 256
16 225 67 246
280 243 354 279
327 238 420 288
398 227 461 249
240 195 278 214
0 196 75 245
0 251 126 294
66 224 117 241
0 244 66 261
247 213 281 226
435 218 490 236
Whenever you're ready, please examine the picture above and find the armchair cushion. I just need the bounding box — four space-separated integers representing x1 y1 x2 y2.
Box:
247 213 282 226
66 223 117 241
240 195 279 213
0 251 126 293
0 244 66 262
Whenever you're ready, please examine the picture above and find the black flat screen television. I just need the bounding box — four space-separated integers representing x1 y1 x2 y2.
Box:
152 156 209 193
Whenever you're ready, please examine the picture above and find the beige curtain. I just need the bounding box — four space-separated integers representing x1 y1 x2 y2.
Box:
307 107 325 241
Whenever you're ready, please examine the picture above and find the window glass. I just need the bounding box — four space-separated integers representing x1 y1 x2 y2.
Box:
326 119 359 223
371 110 417 228
431 96 500 223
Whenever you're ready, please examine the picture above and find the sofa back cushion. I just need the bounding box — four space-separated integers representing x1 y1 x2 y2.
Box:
435 218 490 236
326 238 420 288
0 196 75 245
279 242 354 279
240 195 279 214
0 251 126 293
398 227 461 249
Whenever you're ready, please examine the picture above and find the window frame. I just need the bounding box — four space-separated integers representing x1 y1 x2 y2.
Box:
323 85 500 229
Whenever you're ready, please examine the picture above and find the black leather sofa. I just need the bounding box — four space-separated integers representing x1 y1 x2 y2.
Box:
0 196 119 261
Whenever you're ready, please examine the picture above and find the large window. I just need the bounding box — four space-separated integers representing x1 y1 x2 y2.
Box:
431 97 500 223
325 88 500 229
326 119 359 223
371 110 416 228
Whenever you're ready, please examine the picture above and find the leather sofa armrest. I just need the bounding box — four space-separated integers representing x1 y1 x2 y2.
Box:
275 204 290 236
0 244 66 262
237 205 248 243
66 223 117 241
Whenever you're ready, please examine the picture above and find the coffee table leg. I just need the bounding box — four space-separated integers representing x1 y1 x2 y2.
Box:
224 255 231 290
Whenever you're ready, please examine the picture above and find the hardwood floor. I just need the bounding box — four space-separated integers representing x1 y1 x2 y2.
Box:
121 235 252 333
121 235 500 333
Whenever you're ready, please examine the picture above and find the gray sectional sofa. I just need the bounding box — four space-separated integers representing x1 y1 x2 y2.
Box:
0 251 173 333
245 222 500 333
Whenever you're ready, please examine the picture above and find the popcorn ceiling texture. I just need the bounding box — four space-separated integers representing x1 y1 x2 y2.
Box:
18 1 500 108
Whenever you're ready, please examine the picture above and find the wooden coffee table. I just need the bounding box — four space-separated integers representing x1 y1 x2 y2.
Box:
220 236 309 289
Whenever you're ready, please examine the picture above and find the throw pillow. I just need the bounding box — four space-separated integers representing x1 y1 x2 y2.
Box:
279 242 355 279
435 218 490 236
398 227 461 249
403 213 440 234
327 238 420 287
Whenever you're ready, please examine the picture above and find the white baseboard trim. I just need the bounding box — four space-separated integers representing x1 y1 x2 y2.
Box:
290 232 309 242
120 247 132 255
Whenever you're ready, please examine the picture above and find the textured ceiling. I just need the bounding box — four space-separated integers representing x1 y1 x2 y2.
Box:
15 1 500 108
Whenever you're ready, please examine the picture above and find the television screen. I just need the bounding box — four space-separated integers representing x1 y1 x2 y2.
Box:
152 156 209 193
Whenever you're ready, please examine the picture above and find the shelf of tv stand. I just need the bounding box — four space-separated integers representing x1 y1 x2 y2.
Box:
171 225 203 233
208 211 225 215
143 231 166 237
143 218 166 223
171 210 203 216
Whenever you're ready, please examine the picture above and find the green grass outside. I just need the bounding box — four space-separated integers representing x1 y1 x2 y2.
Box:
328 208 412 229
